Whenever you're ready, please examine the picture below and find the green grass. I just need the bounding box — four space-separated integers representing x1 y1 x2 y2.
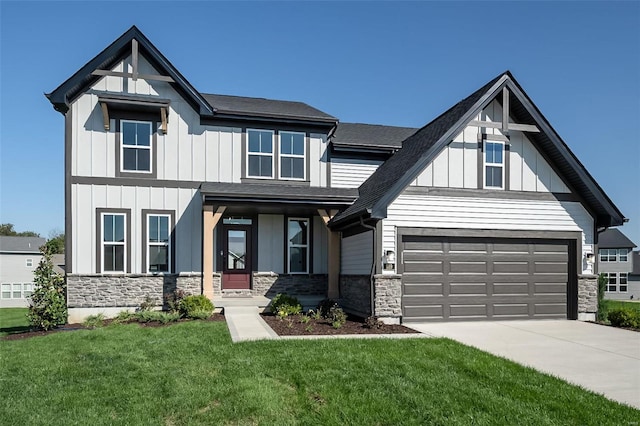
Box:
0 308 29 336
1 321 637 425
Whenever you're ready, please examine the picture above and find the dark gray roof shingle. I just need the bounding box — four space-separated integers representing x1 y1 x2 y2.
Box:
200 182 357 203
0 236 46 253
202 94 337 123
331 123 418 150
598 228 637 249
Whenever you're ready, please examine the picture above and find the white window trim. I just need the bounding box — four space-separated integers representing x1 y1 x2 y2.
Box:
246 129 275 179
605 272 618 292
619 272 628 292
147 214 171 274
101 212 127 274
483 140 505 190
120 119 153 174
287 217 309 274
278 131 306 181
26 258 33 267
619 248 629 262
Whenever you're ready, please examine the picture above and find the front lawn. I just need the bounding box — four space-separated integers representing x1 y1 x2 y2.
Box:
602 299 640 314
1 321 636 424
0 308 29 336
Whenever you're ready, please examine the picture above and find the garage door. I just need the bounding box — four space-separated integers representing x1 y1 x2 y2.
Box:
400 236 569 322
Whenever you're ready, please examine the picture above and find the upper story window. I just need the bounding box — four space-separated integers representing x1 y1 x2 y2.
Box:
102 213 126 273
25 258 33 267
484 141 504 189
247 129 274 178
121 120 152 173
280 132 305 180
599 248 628 262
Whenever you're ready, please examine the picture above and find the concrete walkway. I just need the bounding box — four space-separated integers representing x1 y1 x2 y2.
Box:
407 320 640 409
224 306 278 342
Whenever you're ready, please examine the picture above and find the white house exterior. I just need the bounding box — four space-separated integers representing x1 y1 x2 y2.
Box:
0 236 45 308
597 228 638 300
47 26 626 323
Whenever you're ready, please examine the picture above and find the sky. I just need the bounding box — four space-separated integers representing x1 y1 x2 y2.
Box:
0 1 639 245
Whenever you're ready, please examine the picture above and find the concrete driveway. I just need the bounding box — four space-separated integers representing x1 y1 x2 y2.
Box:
407 320 640 409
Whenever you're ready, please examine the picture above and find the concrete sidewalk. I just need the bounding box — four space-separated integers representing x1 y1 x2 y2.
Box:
407 320 640 409
224 306 279 342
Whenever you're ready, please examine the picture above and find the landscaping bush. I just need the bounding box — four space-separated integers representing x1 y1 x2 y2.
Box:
138 296 156 312
83 314 105 329
179 295 214 319
316 298 339 318
111 310 135 324
270 294 302 314
134 311 181 324
364 316 383 329
165 289 188 314
275 303 302 319
28 245 67 331
329 305 347 329
607 308 640 329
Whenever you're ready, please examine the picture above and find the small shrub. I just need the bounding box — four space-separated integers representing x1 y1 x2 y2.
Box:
329 306 347 329
165 289 188 314
308 309 322 320
111 310 135 324
270 294 302 314
276 303 302 319
607 308 640 329
138 296 156 312
316 299 339 319
28 246 67 331
179 295 214 319
83 313 105 329
305 325 314 333
299 315 311 324
364 316 383 329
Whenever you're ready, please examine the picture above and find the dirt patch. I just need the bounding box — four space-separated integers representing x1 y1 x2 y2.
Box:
261 313 417 336
1 313 226 341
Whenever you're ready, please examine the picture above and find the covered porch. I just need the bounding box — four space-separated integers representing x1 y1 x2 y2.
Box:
200 182 357 301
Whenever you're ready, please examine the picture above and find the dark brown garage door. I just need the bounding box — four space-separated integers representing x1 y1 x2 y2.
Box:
400 236 569 322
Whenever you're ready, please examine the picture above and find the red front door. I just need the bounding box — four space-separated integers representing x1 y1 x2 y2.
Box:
222 225 251 289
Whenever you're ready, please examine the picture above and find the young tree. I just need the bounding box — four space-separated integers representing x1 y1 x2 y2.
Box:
28 245 67 330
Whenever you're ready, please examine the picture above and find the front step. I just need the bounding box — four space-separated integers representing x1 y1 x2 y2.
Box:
221 289 253 298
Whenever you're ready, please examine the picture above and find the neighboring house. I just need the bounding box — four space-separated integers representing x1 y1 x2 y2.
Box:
630 251 640 298
597 228 638 300
0 236 45 308
47 26 626 323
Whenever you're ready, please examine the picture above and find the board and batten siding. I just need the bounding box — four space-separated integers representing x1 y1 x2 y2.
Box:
71 183 202 274
341 231 373 275
330 157 383 188
383 194 594 274
411 100 570 193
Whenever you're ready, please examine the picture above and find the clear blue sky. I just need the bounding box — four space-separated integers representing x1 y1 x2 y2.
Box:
1 1 639 244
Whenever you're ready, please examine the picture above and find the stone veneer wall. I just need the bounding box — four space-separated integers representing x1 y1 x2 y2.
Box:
67 274 203 308
339 275 371 316
578 274 598 318
252 273 328 297
373 274 402 323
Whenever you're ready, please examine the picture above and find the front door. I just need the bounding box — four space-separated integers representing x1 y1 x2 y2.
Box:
221 224 252 289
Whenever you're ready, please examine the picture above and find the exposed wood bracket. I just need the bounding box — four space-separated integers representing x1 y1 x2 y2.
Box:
160 107 168 134
470 120 539 133
478 132 510 143
91 69 175 83
318 209 339 226
100 102 110 131
502 87 509 135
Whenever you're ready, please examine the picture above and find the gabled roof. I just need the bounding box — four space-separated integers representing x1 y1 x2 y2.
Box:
202 93 336 124
330 71 626 229
598 228 637 249
331 123 418 151
0 236 46 253
46 26 213 117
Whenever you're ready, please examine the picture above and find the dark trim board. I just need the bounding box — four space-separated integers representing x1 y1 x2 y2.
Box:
65 111 73 273
401 186 580 202
71 176 202 189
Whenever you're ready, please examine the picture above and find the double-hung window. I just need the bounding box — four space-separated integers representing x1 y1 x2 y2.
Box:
26 258 33 267
287 218 309 274
247 129 274 178
484 141 504 189
619 249 629 262
605 272 617 292
102 213 126 273
620 273 628 292
147 215 171 273
279 132 305 180
121 120 152 173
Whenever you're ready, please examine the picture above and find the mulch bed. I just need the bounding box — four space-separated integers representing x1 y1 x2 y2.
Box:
261 313 418 336
1 313 226 341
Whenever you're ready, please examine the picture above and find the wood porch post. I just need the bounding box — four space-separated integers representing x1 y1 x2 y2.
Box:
203 205 226 299
318 209 340 299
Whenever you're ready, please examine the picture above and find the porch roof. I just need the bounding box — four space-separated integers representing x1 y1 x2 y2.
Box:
200 182 357 208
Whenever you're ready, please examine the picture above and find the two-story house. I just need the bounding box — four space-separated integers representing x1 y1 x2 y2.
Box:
47 26 626 323
597 228 638 300
0 236 45 307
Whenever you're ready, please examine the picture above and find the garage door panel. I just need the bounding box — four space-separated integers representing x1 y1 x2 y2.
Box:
401 236 569 322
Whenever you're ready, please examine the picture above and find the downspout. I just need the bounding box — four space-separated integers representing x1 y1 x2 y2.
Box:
360 216 377 318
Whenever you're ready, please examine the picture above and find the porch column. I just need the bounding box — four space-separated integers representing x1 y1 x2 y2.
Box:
203 205 226 299
318 209 340 299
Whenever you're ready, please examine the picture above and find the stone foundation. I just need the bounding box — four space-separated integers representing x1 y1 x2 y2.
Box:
578 274 598 321
67 273 202 308
339 275 371 316
252 272 328 297
373 274 402 324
